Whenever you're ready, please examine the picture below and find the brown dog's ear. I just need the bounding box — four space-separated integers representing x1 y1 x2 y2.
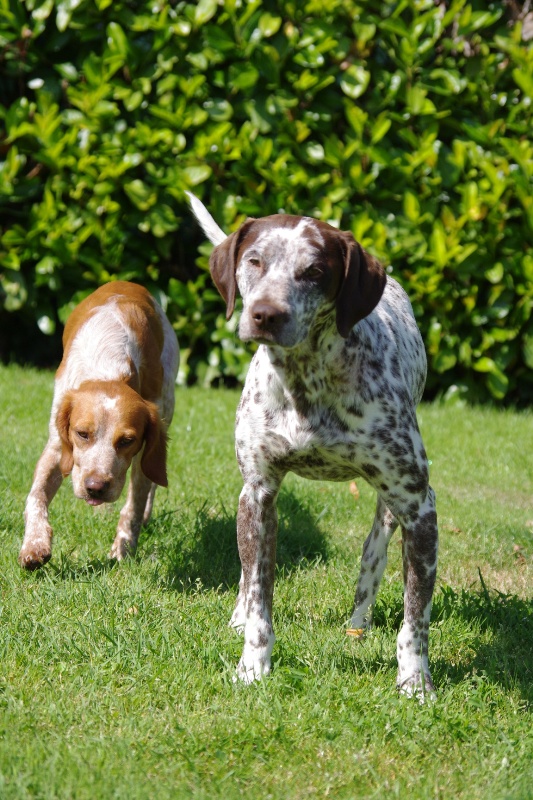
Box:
209 219 255 320
141 401 168 487
335 233 387 338
56 393 74 477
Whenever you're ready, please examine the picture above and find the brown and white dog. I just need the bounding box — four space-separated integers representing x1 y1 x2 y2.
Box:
188 192 438 699
19 281 179 569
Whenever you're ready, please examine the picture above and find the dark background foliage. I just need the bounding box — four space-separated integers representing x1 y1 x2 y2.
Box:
1 0 532 402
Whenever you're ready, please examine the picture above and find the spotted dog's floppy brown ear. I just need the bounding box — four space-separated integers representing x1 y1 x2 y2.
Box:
335 232 387 338
209 219 255 320
56 393 74 477
140 401 168 487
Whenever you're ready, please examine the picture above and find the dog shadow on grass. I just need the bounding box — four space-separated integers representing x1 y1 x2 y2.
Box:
342 576 533 703
431 579 533 704
153 488 330 594
32 555 117 582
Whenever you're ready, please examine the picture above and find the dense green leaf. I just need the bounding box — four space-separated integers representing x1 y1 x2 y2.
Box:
123 180 157 211
0 0 531 403
340 65 370 100
194 0 218 26
258 12 282 38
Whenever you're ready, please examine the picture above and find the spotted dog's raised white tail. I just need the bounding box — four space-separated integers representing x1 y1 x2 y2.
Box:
186 191 227 246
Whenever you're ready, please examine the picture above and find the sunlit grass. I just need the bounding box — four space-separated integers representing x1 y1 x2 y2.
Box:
0 364 531 799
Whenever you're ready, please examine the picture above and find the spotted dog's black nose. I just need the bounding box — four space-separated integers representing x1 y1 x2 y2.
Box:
250 302 290 335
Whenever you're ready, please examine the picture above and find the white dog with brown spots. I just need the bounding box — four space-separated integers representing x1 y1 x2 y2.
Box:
188 192 438 699
19 281 179 569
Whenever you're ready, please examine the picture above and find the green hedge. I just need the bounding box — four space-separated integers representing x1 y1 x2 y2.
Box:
1 0 532 402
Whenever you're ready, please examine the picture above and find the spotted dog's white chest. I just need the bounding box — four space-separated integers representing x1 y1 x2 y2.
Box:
275 408 363 480
237 347 373 481
239 390 363 482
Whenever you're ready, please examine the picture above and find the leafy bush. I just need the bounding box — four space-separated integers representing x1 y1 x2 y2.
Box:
1 0 532 402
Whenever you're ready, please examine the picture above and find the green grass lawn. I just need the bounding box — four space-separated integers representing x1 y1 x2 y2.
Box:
0 363 532 799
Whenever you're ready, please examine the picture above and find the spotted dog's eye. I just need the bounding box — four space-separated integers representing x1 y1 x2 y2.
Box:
76 430 89 441
117 436 136 449
301 264 323 281
248 257 261 268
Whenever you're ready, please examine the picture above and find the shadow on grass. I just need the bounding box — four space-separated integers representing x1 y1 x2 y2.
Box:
153 488 330 594
20 554 116 586
432 578 533 703
344 575 533 703
44 556 117 581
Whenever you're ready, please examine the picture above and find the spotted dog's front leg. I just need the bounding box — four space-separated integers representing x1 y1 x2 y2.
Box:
229 570 246 632
234 480 280 683
350 495 399 631
110 456 154 560
396 487 438 699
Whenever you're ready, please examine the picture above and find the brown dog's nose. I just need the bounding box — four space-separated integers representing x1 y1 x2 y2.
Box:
85 477 110 499
251 302 289 332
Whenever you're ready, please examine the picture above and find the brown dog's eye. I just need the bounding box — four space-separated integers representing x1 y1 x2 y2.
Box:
76 430 89 441
117 436 135 449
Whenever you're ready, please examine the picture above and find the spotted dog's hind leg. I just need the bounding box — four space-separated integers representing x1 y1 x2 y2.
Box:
350 495 398 632
396 486 438 699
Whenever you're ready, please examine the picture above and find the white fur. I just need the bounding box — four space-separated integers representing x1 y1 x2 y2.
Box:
185 191 227 246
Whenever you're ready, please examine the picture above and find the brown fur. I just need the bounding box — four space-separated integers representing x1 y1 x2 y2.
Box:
19 281 178 570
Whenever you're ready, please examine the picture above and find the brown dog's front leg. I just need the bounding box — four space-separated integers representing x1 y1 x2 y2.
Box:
110 456 153 560
20 441 64 570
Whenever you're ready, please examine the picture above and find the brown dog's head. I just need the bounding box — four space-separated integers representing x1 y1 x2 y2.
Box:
208 215 386 346
56 380 168 505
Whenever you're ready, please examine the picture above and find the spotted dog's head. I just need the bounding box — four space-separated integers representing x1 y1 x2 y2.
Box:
56 380 168 506
208 214 386 347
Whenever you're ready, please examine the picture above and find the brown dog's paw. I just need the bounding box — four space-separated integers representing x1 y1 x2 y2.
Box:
109 537 136 562
18 543 52 571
